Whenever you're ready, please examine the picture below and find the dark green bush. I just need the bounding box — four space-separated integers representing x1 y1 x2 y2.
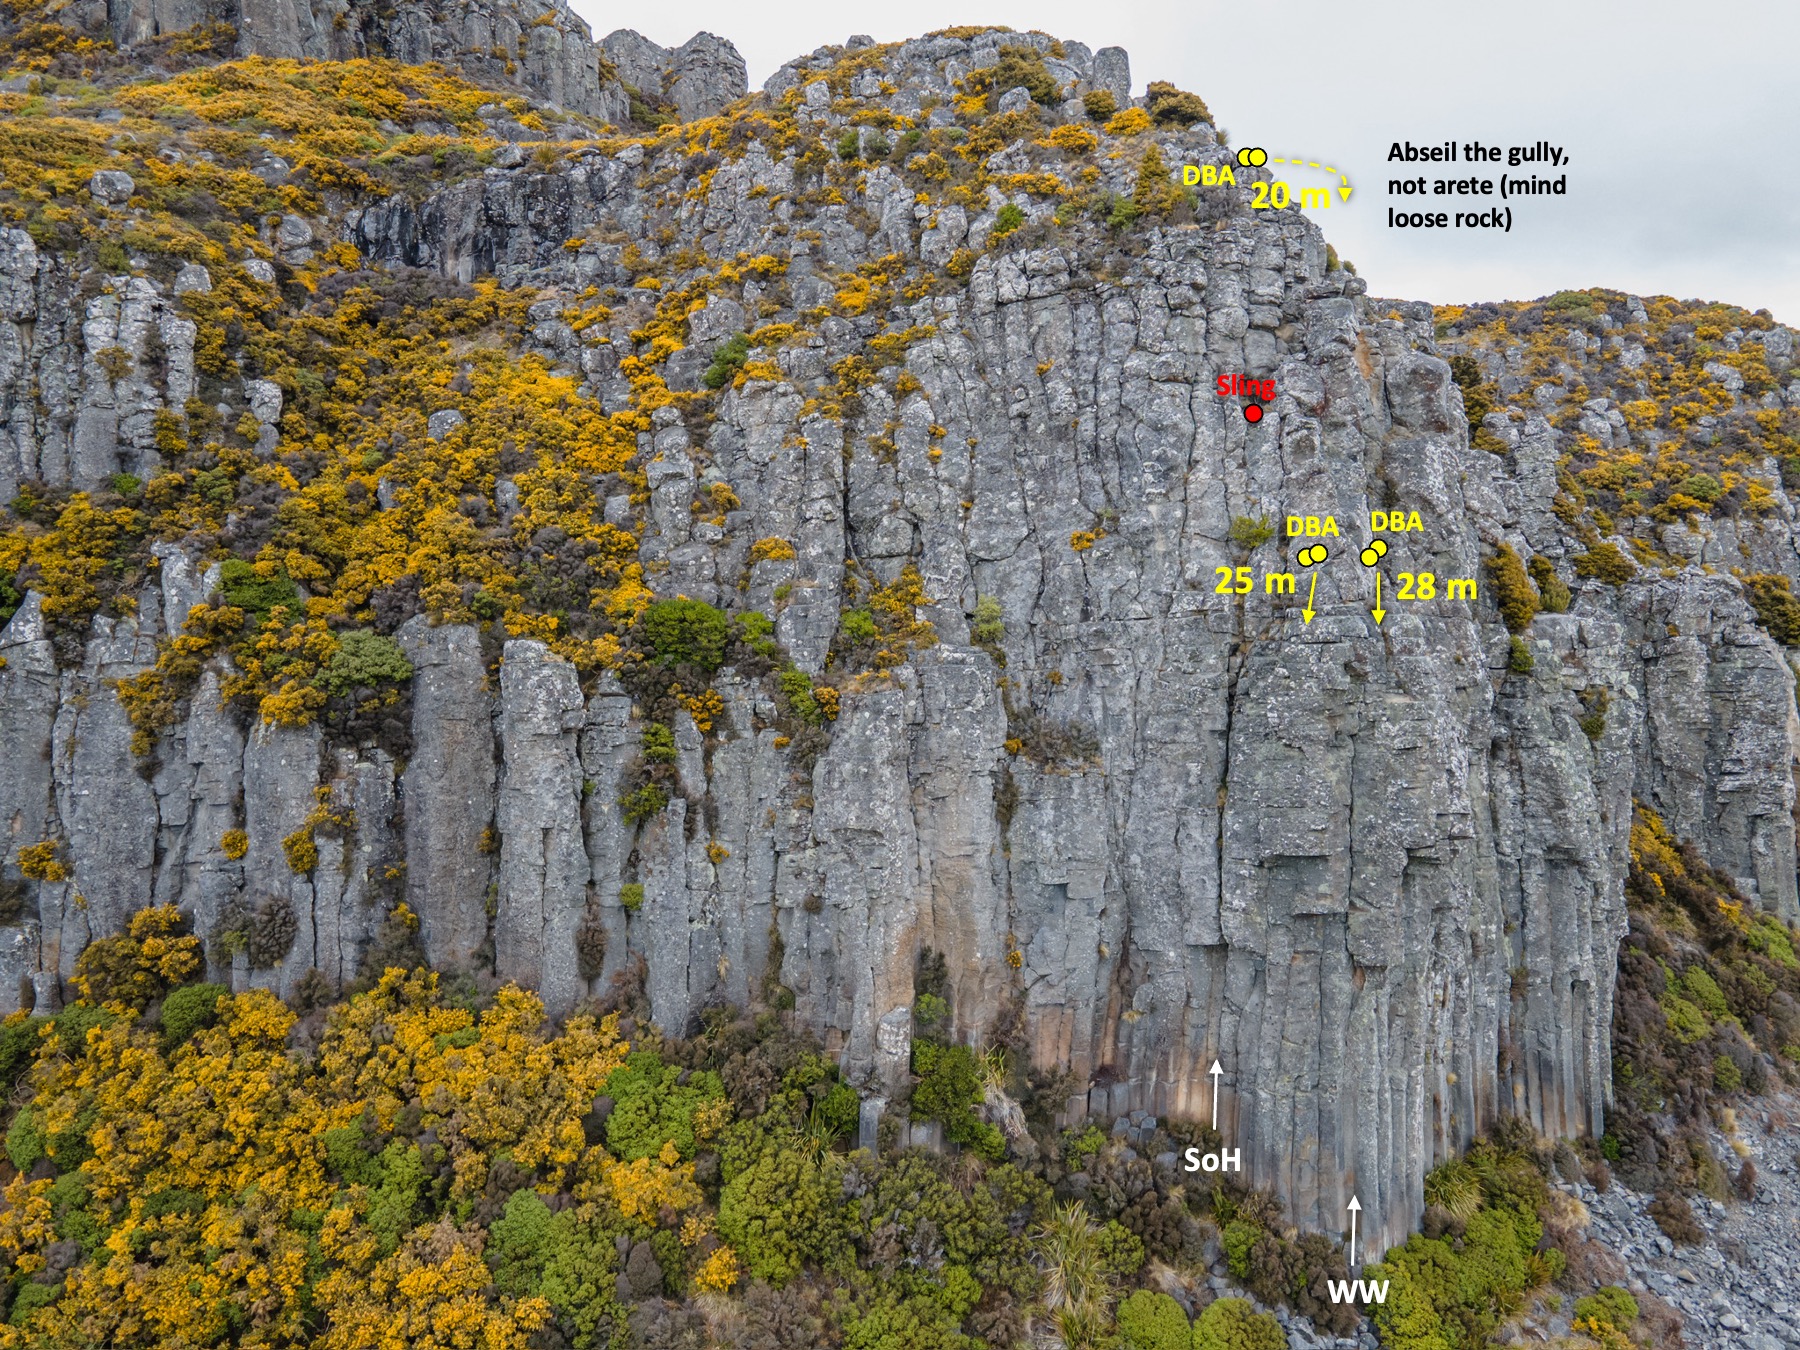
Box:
702 332 751 389
641 598 730 671
1082 89 1117 121
219 559 299 626
321 629 413 695
603 1049 727 1161
1507 636 1534 674
910 1041 1003 1158
991 203 1025 238
5 1106 43 1172
0 1015 46 1091
159 982 228 1046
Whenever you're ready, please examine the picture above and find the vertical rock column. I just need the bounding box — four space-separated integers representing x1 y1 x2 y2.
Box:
0 596 58 1013
399 618 496 971
52 618 158 965
495 640 588 1010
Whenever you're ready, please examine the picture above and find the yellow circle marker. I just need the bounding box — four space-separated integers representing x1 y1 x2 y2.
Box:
1249 147 1268 167
1236 147 1253 167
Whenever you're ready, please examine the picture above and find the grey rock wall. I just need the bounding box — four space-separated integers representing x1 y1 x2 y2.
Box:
66 0 746 125
3 30 1799 1253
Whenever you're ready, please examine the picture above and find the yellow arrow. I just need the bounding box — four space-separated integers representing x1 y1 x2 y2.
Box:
1371 572 1385 625
1302 571 1318 624
1269 156 1354 203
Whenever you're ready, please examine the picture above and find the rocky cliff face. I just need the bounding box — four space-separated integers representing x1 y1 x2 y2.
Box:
41 0 745 123
2 27 1798 1252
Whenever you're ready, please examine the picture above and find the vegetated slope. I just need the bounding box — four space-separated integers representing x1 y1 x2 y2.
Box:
0 906 1290 1348
1 8 1800 1312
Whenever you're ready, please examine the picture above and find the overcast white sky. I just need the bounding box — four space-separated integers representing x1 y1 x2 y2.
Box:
571 0 1800 325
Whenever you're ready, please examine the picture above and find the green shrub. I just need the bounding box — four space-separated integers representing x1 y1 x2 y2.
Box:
838 608 878 644
0 1015 46 1091
159 982 228 1046
912 991 948 1031
1746 915 1799 968
1678 473 1721 502
618 783 669 824
702 332 751 389
1105 194 1141 231
835 130 861 161
1369 1203 1540 1349
1485 544 1539 632
718 1145 845 1286
1192 1296 1284 1350
641 598 729 670
53 1004 116 1056
1544 290 1596 313
988 45 1058 105
1082 89 1117 122
1661 993 1708 1044
1712 1054 1743 1091
910 1040 1003 1158
1678 967 1729 1018
618 883 644 912
778 666 823 725
9 1280 59 1325
1116 1289 1189 1350
970 595 1005 645
1507 637 1534 674
1221 1218 1260 1278
1572 1286 1637 1331
219 559 299 626
1448 354 1493 428
991 203 1025 238
602 1049 727 1161
641 722 677 763
6 1106 43 1172
1228 514 1273 549
1145 81 1210 127
321 629 413 695
1743 573 1800 645
1578 688 1609 741
1572 542 1636 586
1527 556 1570 612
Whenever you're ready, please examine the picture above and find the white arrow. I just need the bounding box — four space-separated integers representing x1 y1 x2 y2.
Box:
1208 1059 1224 1130
1346 1195 1362 1267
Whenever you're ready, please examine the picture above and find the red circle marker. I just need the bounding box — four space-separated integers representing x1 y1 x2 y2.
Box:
1243 403 1263 423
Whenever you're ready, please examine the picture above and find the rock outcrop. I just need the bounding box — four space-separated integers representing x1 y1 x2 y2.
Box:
2 29 1798 1254
49 0 746 123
